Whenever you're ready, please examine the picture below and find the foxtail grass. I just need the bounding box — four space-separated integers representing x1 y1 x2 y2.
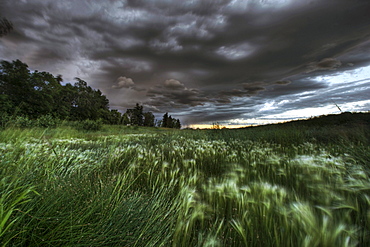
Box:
0 123 369 246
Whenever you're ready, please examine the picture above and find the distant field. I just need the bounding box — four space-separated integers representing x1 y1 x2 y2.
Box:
0 118 369 246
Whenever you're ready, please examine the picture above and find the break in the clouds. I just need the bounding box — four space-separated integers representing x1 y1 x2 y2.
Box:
1 0 370 126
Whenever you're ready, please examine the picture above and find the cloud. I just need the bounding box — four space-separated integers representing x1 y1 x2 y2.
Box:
215 42 256 60
147 79 208 108
112 76 135 89
316 58 342 70
307 58 342 72
1 0 370 125
216 86 264 104
274 80 291 85
242 82 267 95
163 79 185 90
216 79 292 104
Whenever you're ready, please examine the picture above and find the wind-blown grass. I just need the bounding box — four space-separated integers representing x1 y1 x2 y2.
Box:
0 123 369 246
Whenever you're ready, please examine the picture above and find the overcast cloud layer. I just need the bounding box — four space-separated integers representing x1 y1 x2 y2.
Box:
1 0 370 126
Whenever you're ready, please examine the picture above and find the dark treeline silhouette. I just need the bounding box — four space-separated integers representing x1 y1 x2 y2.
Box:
160 112 181 129
123 103 155 127
0 59 181 128
122 104 180 128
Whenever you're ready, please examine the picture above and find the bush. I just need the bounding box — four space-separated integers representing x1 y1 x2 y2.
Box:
10 116 34 128
36 115 59 128
75 119 103 131
0 113 11 129
1 115 59 129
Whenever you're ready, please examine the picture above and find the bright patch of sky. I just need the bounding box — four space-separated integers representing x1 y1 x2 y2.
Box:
226 0 294 13
259 101 277 112
263 99 370 120
266 65 370 120
313 65 370 86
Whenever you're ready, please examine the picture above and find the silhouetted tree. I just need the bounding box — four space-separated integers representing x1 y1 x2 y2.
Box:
105 109 122 125
161 113 169 128
126 103 144 126
160 112 181 129
175 119 181 129
167 115 174 128
0 60 111 121
0 59 183 128
0 60 63 118
143 111 155 127
69 77 110 120
122 112 130 125
0 60 31 116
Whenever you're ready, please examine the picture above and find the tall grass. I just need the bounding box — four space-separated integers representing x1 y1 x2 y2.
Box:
0 123 369 246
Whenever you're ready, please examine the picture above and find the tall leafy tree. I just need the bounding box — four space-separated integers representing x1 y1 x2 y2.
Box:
161 113 169 128
125 103 144 126
69 78 110 120
160 112 181 129
0 60 71 118
175 119 181 129
0 59 32 116
27 70 62 117
105 109 122 125
0 60 113 121
122 112 130 125
143 111 155 127
167 115 174 128
1 59 184 128
59 83 78 119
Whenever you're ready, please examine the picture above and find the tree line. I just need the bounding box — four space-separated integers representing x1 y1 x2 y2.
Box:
122 103 181 129
0 59 181 128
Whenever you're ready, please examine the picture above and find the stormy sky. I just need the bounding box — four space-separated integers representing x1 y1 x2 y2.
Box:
1 0 370 127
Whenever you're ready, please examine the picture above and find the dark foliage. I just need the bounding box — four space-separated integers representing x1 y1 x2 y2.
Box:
161 112 181 129
75 119 103 131
0 59 182 128
0 60 112 122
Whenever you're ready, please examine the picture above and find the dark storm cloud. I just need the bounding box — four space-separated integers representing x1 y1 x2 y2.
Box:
215 83 265 104
147 79 208 108
307 58 342 72
1 0 370 125
274 80 291 85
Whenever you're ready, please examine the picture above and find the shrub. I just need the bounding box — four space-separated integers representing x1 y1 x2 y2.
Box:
36 114 59 128
0 113 11 129
75 119 103 131
10 116 34 128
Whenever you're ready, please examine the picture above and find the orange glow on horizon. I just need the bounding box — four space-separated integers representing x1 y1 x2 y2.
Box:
186 119 293 129
187 124 251 129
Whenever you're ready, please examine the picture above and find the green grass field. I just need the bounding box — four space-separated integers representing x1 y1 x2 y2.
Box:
0 118 369 246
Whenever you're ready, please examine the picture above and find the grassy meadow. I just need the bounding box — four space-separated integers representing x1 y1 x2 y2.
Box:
1 114 370 246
